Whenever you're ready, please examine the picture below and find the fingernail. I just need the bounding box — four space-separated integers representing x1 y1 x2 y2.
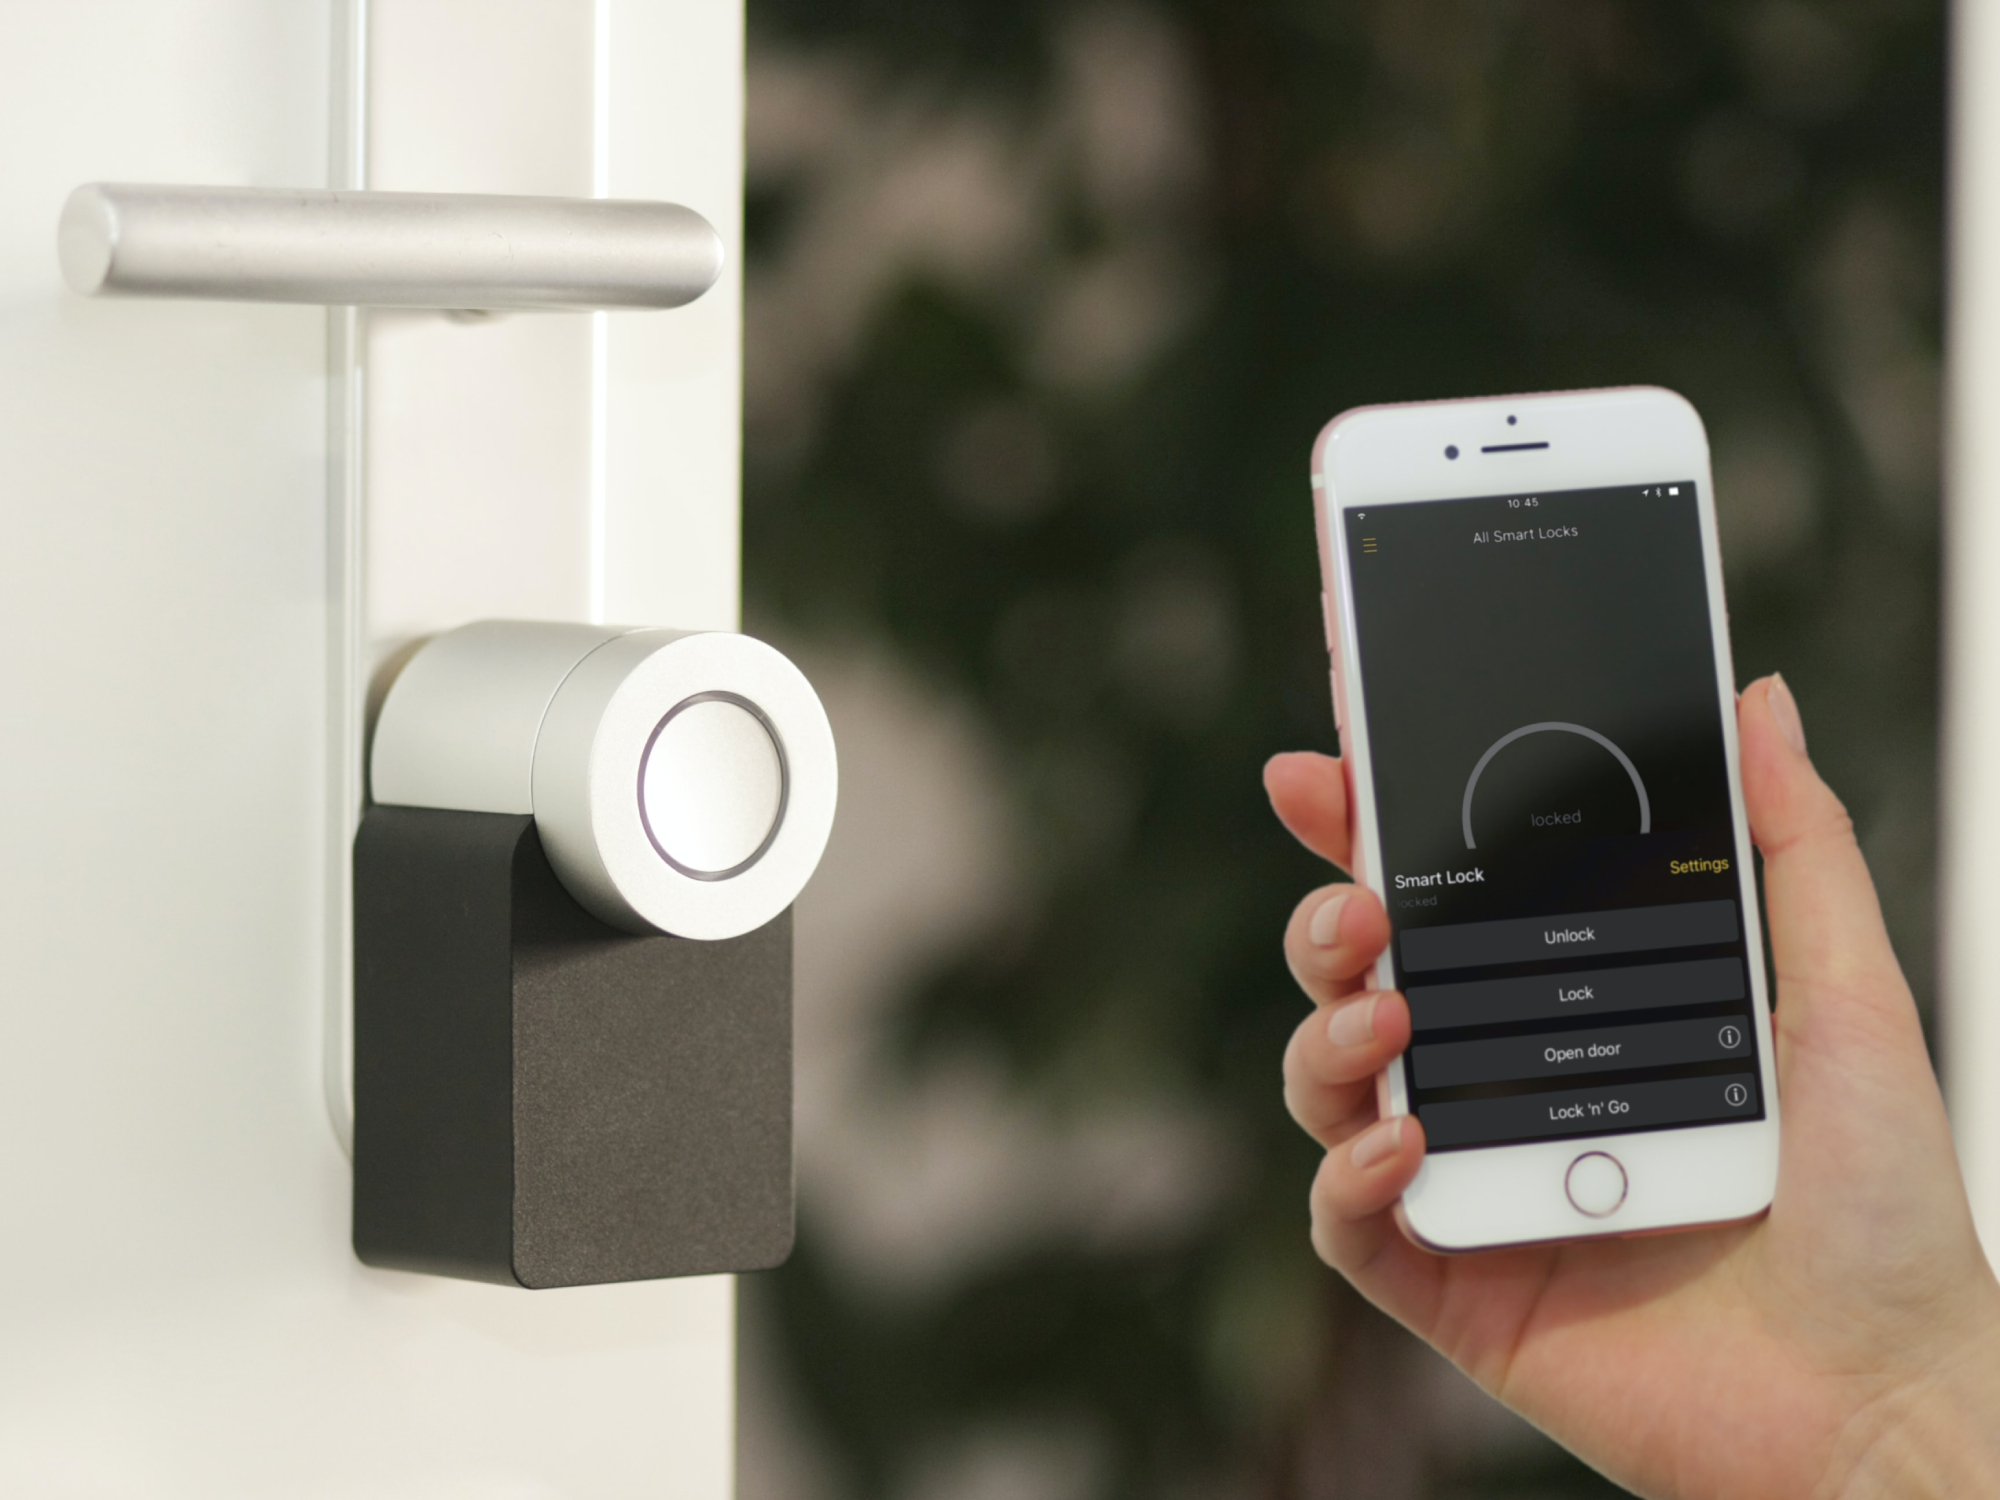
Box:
1350 1116 1404 1170
1308 890 1351 948
1328 994 1379 1047
1768 674 1807 756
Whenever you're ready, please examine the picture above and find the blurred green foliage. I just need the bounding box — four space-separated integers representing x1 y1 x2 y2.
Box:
742 1 1944 1494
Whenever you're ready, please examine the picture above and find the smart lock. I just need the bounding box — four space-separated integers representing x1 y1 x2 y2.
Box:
354 623 837 1288
55 183 812 1288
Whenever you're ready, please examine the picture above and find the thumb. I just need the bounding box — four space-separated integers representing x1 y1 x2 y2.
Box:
1738 675 1916 1041
1739 691 1982 1315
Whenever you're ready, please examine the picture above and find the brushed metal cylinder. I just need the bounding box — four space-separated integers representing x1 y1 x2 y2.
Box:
59 183 724 310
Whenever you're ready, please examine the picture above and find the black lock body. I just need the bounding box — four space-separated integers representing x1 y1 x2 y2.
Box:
352 804 794 1287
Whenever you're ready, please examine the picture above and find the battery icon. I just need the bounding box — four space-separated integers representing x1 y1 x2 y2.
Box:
1668 486 1680 495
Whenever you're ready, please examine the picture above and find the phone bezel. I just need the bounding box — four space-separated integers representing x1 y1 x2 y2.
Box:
1311 386 1780 1252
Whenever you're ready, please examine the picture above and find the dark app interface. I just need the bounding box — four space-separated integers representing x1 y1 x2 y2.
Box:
1345 483 1762 1152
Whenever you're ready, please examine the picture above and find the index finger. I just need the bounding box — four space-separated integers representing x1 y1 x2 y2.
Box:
1265 751 1352 870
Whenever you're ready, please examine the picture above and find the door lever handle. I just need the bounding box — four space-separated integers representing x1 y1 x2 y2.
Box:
59 183 723 311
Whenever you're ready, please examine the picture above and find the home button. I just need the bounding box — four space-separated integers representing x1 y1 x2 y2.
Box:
1565 1151 1628 1218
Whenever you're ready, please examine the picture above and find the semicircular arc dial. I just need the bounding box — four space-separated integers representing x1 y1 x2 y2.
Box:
1460 722 1650 850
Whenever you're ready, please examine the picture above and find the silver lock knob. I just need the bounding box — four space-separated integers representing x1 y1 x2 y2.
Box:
371 621 837 940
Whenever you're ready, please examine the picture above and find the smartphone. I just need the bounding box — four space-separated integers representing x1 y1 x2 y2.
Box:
1311 386 1779 1251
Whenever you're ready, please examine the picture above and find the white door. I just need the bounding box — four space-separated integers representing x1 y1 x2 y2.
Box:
0 2 743 1493
1948 0 2000 1266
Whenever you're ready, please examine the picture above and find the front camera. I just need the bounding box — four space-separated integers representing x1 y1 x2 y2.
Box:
1445 445 1460 460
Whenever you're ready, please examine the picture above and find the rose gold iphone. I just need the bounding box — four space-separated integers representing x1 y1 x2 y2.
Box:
1312 386 1778 1250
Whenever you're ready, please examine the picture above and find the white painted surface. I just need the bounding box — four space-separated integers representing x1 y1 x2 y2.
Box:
0 1 742 1492
1946 0 2000 1262
1944 0 1992 1272
362 0 744 655
329 0 748 1136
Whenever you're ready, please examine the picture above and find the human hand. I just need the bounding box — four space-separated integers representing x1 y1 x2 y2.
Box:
1267 676 2000 1498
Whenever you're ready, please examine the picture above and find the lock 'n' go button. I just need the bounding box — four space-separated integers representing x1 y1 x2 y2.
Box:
1421 1072 1763 1150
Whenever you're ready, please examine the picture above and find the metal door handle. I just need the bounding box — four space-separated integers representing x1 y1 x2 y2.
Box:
59 183 723 311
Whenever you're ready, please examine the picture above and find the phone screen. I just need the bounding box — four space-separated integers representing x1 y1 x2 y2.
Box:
1343 481 1764 1152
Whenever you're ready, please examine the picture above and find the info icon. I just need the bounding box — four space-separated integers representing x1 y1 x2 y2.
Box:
1724 1082 1750 1108
1718 1024 1743 1049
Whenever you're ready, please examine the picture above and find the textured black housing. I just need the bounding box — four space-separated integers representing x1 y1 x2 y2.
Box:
352 805 794 1287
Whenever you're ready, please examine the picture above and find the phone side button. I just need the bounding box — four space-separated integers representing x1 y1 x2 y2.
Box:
1564 1151 1628 1218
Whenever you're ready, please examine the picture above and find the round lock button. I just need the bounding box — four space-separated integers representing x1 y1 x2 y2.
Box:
639 693 787 880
